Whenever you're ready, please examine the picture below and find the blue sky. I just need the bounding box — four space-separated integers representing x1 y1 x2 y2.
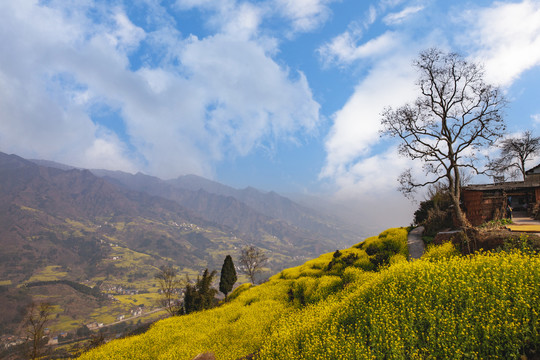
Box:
1 0 540 227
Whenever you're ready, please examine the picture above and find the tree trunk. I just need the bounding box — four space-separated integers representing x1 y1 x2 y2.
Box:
450 193 468 228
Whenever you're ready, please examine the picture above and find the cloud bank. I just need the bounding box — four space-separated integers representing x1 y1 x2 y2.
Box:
320 0 540 205
0 0 325 178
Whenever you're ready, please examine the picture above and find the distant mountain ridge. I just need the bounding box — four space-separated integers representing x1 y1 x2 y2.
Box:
169 175 351 240
0 151 363 338
30 159 359 247
0 152 221 283
0 152 357 287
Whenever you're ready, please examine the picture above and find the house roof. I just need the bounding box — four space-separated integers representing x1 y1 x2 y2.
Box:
525 163 540 174
463 178 540 191
463 163 540 192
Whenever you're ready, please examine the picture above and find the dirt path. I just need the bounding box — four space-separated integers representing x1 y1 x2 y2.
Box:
408 226 425 260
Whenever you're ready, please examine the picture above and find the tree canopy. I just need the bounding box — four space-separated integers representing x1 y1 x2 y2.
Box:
154 266 182 316
182 269 217 314
381 48 506 226
239 246 268 284
487 130 540 181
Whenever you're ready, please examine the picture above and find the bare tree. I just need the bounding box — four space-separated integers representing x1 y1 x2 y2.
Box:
155 266 183 316
381 48 506 226
25 302 52 360
487 130 540 181
239 246 268 284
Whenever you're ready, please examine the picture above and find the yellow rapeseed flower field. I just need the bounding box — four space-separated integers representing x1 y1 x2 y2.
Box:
80 228 540 360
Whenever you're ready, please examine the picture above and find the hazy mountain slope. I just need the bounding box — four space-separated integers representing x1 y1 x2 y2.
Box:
93 170 355 249
169 175 357 244
0 153 224 284
2 153 344 285
2 152 345 338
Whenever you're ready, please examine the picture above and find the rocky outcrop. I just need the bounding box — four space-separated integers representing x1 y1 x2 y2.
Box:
192 352 216 360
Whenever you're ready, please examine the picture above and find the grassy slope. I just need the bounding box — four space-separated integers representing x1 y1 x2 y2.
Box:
80 228 540 360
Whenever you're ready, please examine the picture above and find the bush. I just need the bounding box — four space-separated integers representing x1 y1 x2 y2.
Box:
342 267 365 285
423 206 453 236
501 233 537 254
359 228 409 270
414 189 454 236
389 253 407 265
421 242 459 262
414 199 435 225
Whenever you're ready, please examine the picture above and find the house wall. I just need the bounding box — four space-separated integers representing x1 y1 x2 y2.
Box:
462 190 506 226
462 190 484 226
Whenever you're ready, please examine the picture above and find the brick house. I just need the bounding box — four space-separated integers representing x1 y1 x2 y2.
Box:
462 165 540 226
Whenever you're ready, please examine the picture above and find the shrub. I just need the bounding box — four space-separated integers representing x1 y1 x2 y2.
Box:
389 253 407 265
423 206 453 236
414 199 435 225
501 233 536 254
342 267 365 285
421 242 459 262
352 255 374 272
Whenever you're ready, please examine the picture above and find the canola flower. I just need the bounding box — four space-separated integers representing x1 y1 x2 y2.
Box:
80 229 539 360
259 250 540 360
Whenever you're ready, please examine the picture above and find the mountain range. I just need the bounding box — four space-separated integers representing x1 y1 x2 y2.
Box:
0 152 362 336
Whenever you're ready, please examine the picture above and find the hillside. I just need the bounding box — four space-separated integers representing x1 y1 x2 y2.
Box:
91 170 356 250
80 229 540 360
0 152 355 340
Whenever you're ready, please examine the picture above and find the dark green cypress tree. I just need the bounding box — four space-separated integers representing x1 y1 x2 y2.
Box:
182 269 217 314
181 281 197 315
197 269 217 309
219 255 237 299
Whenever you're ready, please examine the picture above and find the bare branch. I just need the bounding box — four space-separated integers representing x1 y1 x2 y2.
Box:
381 48 506 226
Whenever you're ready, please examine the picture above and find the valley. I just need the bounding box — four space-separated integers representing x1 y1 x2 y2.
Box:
0 152 359 357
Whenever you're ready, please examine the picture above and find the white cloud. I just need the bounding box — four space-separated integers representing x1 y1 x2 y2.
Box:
330 147 418 231
272 0 338 33
317 0 418 66
320 54 417 182
176 0 262 39
176 0 337 37
0 1 320 179
383 5 424 25
112 11 146 49
319 31 401 66
124 33 320 177
533 114 540 124
464 0 540 86
0 1 137 172
367 5 378 25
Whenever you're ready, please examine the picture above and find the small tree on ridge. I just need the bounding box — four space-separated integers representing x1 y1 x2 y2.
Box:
155 265 182 316
239 245 268 284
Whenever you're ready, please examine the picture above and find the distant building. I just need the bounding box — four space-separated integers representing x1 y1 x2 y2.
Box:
462 165 540 225
87 322 99 330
